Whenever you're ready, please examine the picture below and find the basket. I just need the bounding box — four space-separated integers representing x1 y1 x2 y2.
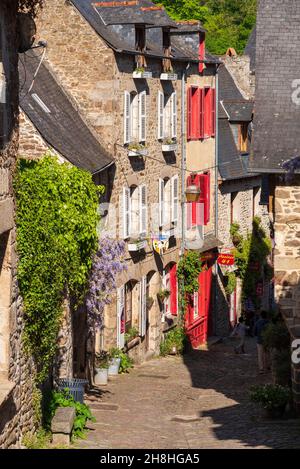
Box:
57 378 88 404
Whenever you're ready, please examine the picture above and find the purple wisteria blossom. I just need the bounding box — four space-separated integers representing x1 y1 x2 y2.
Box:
86 237 127 332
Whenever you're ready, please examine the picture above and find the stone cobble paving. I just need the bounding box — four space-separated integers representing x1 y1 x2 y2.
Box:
78 338 300 449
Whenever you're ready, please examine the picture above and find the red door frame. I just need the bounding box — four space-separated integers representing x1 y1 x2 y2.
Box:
185 257 213 348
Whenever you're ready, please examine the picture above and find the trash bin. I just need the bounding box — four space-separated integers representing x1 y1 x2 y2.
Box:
57 378 88 404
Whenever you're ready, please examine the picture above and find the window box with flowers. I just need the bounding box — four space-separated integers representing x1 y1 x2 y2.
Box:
128 143 148 157
128 238 148 252
160 72 178 81
161 139 178 152
133 68 152 79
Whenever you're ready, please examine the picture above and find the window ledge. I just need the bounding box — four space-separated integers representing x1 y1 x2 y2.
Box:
124 336 140 351
0 380 16 408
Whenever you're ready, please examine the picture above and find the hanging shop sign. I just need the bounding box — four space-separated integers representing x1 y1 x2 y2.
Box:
152 233 169 255
217 253 235 266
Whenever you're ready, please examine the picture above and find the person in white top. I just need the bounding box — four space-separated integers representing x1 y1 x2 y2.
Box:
230 317 249 354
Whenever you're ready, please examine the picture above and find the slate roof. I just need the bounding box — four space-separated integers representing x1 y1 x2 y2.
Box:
244 25 256 72
218 64 254 180
70 0 219 64
249 0 300 173
19 51 113 174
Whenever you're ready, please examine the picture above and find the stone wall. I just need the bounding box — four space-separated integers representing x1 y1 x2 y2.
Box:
273 178 300 412
223 55 255 100
0 0 36 448
216 176 271 336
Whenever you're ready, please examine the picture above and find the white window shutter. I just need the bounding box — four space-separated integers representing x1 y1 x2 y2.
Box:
139 91 146 142
139 184 147 237
171 175 179 224
117 286 125 349
171 91 177 139
157 91 164 140
123 187 131 239
139 276 147 337
124 91 131 144
159 178 165 227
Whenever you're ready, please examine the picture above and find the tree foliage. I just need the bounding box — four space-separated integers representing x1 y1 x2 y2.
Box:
155 0 256 54
18 0 44 17
15 156 102 382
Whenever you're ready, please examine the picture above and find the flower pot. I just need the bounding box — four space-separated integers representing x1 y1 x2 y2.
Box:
108 357 121 376
263 405 286 419
94 367 108 386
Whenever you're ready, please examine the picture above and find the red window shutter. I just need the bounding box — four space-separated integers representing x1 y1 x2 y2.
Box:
170 264 178 316
199 88 204 139
211 88 216 137
199 173 210 225
186 175 192 229
204 88 212 137
199 33 205 74
191 87 199 139
187 87 192 140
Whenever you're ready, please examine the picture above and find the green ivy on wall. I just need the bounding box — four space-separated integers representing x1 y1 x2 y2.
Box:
177 250 204 321
14 156 103 382
229 217 272 306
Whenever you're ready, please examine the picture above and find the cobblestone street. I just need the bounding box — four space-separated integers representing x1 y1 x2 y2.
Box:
79 338 300 449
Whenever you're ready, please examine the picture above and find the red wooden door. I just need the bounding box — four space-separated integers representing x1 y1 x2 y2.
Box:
185 260 213 348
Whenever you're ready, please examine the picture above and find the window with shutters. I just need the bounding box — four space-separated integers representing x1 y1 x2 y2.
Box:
171 175 179 225
125 281 134 332
187 86 215 140
122 185 148 239
159 178 171 227
124 90 147 144
157 91 177 140
139 276 147 337
186 173 210 227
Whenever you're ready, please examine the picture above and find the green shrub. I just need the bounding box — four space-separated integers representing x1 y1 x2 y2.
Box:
125 327 139 344
272 349 292 386
44 389 95 440
160 327 186 356
119 352 134 374
250 384 291 410
262 322 290 351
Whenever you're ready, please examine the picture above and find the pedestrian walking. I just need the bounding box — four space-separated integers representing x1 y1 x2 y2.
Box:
230 317 249 354
254 310 270 373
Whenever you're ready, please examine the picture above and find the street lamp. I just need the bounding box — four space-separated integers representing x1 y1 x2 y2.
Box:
185 184 200 203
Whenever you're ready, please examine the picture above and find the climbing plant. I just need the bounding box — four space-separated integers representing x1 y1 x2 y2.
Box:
15 156 102 382
177 250 204 321
86 236 127 333
229 217 272 306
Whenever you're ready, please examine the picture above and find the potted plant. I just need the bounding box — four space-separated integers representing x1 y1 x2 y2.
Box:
249 384 291 419
94 351 109 386
125 327 139 344
108 347 122 376
132 67 152 79
157 288 170 303
161 138 177 152
127 143 148 157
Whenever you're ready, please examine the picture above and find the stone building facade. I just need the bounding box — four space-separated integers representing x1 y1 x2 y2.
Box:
249 0 300 412
18 0 219 372
0 1 35 449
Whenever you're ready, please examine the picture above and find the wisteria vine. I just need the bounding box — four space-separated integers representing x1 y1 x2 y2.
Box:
86 237 127 332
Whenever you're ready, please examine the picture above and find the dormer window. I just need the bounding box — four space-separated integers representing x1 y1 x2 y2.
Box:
199 32 206 74
162 28 172 73
135 26 147 69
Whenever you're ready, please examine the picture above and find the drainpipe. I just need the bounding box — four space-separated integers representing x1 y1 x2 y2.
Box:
179 62 190 326
214 64 220 336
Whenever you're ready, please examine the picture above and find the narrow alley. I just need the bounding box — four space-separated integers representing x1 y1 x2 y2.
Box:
79 339 300 450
